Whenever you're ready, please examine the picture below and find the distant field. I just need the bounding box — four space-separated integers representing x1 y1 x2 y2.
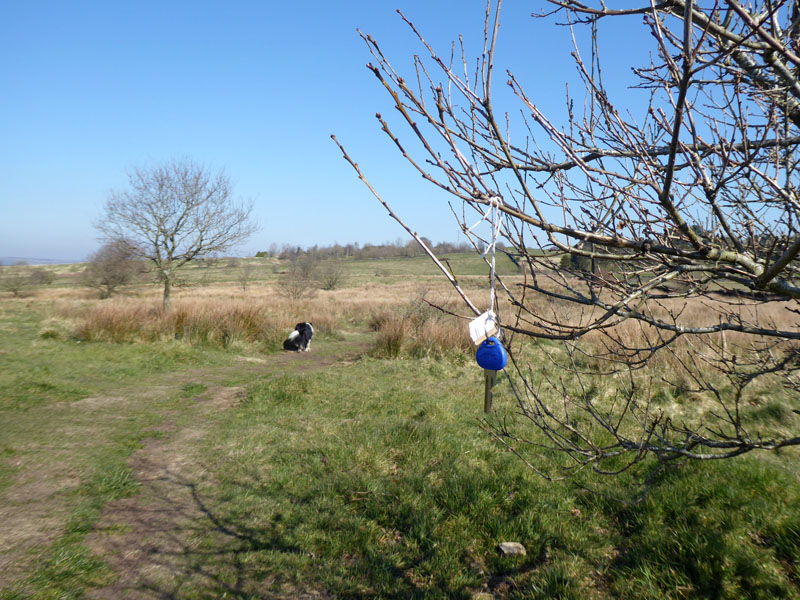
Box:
1 252 799 599
0 250 522 294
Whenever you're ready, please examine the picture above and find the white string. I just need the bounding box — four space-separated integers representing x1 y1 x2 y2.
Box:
465 196 504 350
465 196 502 316
465 204 494 235
477 198 528 413
487 202 496 314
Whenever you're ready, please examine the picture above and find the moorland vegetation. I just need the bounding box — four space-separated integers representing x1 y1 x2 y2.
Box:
0 253 798 599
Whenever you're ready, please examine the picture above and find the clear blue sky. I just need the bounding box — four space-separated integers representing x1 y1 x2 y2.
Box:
0 1 642 262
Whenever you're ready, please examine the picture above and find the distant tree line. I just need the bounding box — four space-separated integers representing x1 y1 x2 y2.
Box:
255 238 483 261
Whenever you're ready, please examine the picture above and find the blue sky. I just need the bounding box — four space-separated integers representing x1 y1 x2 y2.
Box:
0 1 642 262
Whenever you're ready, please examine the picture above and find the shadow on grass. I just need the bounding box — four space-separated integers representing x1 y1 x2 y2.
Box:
85 464 312 599
83 450 800 600
87 463 463 600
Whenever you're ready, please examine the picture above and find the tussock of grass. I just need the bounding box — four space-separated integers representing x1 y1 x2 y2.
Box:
370 299 472 359
180 382 209 397
37 317 77 341
68 300 278 347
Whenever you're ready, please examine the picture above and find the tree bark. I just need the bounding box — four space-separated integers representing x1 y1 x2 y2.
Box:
162 275 172 313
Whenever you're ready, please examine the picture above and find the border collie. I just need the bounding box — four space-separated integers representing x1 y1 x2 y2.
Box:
283 322 313 352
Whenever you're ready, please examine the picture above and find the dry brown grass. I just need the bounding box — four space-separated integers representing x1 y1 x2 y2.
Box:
581 296 800 375
498 287 800 433
33 270 798 369
35 279 488 353
56 297 334 349
509 282 800 363
368 292 474 358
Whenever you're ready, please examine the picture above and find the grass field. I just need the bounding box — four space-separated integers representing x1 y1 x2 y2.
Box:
1 254 799 599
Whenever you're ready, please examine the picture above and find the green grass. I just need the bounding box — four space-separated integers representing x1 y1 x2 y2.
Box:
584 457 800 599
0 304 233 411
0 403 177 599
1 251 521 297
164 251 520 289
338 252 520 283
21 446 149 599
182 359 800 599
0 303 245 598
181 382 209 397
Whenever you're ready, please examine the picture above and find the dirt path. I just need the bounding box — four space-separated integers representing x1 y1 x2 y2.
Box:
85 345 365 599
84 384 246 599
2 339 369 598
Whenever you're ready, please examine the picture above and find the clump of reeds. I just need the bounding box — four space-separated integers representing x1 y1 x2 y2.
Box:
372 313 410 358
73 302 164 343
370 299 472 359
170 302 283 349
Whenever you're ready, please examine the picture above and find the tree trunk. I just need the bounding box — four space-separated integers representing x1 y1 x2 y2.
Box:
162 276 172 312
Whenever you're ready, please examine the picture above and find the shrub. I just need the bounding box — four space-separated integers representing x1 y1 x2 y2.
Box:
82 241 145 299
317 261 347 290
30 268 56 286
0 263 32 297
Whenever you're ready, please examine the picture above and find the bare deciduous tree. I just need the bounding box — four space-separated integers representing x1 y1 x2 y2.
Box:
336 0 800 482
0 261 32 297
83 240 145 299
318 260 348 290
238 262 256 292
276 255 319 300
97 159 257 311
29 268 56 286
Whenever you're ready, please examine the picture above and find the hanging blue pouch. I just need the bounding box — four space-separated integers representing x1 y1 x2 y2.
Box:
475 336 507 370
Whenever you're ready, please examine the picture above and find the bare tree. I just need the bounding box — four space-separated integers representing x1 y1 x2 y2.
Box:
29 268 56 286
318 260 348 290
336 1 800 481
238 262 256 292
276 255 319 300
0 261 32 297
97 159 257 311
82 240 145 299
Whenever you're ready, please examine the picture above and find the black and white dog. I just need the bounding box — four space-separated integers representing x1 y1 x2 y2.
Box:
283 322 314 352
